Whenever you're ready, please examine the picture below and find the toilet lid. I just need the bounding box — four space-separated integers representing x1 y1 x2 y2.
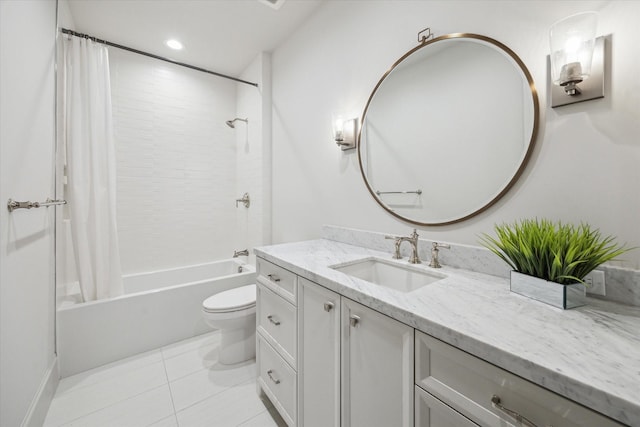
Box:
203 284 256 313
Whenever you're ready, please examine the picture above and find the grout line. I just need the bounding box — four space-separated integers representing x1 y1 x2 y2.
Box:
161 353 180 426
49 384 169 427
160 331 221 361
172 375 259 416
55 350 164 396
235 409 269 427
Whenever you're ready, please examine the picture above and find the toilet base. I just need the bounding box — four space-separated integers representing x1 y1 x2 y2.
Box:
219 326 256 365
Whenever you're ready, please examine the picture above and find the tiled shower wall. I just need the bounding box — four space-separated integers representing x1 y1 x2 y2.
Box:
110 49 239 274
58 48 244 290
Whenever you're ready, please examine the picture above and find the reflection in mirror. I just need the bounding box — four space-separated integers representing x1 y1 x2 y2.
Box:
358 34 539 225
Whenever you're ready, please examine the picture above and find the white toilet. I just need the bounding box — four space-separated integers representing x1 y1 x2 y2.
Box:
202 284 257 365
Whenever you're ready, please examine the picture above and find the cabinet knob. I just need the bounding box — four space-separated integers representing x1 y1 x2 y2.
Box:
267 315 281 326
349 314 360 327
491 395 541 427
323 301 335 312
267 273 280 283
267 369 281 385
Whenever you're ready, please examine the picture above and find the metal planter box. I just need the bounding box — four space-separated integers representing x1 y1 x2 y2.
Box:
510 271 586 309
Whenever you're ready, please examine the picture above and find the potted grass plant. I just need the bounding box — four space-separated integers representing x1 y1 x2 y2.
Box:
480 218 630 309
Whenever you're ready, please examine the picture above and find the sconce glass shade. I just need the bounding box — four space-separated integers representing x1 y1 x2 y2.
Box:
332 113 345 143
549 11 598 89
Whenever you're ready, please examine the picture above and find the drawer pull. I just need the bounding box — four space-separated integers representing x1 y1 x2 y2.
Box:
324 301 335 312
267 274 281 283
267 315 281 326
267 369 281 384
349 314 360 327
491 395 543 427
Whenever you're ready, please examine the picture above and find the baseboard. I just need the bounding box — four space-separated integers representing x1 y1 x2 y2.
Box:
21 357 59 427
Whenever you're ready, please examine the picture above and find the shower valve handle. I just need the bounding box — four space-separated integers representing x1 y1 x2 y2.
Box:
235 192 250 208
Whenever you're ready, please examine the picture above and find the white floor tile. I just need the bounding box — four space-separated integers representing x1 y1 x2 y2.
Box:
44 361 168 426
169 359 256 411
237 408 287 427
163 339 219 382
45 332 270 427
61 385 174 427
176 380 270 427
161 331 220 360
56 349 163 395
147 415 179 427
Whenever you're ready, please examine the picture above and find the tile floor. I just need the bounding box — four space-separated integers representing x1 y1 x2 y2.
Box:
44 331 287 427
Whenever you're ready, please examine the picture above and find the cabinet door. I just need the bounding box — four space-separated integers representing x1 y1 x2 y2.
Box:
298 278 340 427
415 386 479 427
341 298 414 427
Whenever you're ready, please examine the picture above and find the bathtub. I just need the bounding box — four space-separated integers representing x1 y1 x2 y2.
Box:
57 259 256 377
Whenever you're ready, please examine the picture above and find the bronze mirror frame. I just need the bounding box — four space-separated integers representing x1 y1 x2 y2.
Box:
357 33 540 226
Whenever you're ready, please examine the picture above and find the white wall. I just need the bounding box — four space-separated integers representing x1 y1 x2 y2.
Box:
271 0 640 269
0 1 58 425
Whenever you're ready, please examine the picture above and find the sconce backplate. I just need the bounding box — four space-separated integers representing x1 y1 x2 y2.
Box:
339 118 358 151
550 36 605 108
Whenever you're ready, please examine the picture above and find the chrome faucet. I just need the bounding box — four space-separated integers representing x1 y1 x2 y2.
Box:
428 242 450 268
233 249 249 258
385 229 421 264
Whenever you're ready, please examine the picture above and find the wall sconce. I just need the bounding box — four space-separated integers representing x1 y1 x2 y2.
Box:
332 114 358 151
549 11 605 108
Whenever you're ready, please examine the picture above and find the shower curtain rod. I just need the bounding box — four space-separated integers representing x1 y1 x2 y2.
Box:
60 28 259 88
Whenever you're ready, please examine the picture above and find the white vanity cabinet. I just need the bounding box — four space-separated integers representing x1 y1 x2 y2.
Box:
297 277 414 427
297 278 341 427
414 331 624 427
256 258 298 426
341 298 414 427
257 255 625 427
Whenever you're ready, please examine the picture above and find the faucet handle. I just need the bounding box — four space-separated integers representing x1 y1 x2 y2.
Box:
428 242 450 268
384 235 403 259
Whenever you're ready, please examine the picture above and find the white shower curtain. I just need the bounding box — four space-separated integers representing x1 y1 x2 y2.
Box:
62 36 123 301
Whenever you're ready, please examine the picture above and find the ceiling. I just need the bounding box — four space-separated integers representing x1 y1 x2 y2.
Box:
64 0 324 77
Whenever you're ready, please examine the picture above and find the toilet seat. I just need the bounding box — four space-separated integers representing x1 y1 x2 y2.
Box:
203 284 256 313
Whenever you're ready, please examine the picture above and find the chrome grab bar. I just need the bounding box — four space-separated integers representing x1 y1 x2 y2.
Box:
375 189 422 196
7 198 67 212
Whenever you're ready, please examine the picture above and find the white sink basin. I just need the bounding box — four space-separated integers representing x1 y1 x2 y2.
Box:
331 257 446 293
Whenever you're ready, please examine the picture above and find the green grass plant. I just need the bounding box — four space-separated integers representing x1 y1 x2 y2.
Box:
480 218 631 285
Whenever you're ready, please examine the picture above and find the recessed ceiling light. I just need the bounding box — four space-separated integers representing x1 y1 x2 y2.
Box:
165 39 183 50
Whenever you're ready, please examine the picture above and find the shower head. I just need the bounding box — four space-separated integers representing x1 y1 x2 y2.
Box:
225 117 248 128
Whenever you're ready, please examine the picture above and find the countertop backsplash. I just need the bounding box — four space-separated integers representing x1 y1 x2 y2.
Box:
321 225 640 307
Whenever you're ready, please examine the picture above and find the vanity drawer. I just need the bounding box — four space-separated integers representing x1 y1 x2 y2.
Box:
257 257 297 305
257 283 297 369
415 385 479 427
257 334 296 426
415 331 623 427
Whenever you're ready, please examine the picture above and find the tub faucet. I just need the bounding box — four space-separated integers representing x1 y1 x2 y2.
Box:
233 249 249 258
385 229 421 264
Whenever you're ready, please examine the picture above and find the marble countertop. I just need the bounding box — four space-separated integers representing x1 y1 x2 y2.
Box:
254 239 640 426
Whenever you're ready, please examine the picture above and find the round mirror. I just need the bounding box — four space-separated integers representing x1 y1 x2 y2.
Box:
358 33 539 225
